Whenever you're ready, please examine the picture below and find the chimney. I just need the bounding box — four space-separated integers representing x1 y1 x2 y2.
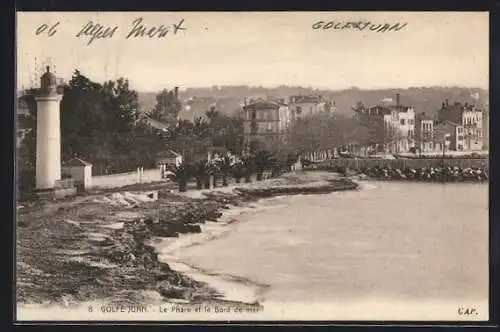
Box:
442 102 445 109
445 99 449 106
174 86 179 99
318 95 322 101
243 97 247 106
396 93 400 107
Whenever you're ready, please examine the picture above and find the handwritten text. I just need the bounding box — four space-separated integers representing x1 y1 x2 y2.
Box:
34 17 187 45
312 20 408 32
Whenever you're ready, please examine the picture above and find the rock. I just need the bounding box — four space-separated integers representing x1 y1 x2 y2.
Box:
18 220 30 228
144 216 154 226
96 237 115 247
157 286 185 299
159 263 172 273
155 274 170 281
185 224 202 233
149 223 179 237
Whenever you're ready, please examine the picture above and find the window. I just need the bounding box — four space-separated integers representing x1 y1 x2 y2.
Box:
267 123 273 131
400 119 406 125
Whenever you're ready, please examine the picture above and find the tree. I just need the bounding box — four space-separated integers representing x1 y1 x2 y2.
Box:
230 161 244 183
253 150 276 181
193 159 210 190
150 89 182 124
205 106 244 155
217 156 233 186
206 105 219 122
17 69 162 188
59 70 154 174
241 156 254 183
288 112 372 155
168 162 191 192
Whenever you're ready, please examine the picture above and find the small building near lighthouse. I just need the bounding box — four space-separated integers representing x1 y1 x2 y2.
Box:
62 157 93 192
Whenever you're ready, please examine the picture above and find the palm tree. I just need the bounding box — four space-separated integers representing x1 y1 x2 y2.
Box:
210 160 220 188
271 159 286 178
168 162 192 192
241 155 254 183
285 152 299 172
231 161 245 183
206 105 220 122
254 150 275 181
193 159 210 190
203 163 212 189
217 155 233 186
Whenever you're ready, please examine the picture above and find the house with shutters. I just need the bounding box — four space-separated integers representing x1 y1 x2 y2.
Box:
436 100 483 151
433 120 465 152
242 98 291 153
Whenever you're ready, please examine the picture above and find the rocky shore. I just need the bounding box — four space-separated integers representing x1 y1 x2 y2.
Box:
333 166 488 183
17 171 357 309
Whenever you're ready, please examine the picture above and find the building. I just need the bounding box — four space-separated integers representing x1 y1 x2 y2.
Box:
242 98 291 152
483 101 489 149
382 105 416 153
436 100 483 151
434 120 465 152
415 112 434 152
156 149 183 167
288 95 327 119
352 94 415 154
61 157 93 191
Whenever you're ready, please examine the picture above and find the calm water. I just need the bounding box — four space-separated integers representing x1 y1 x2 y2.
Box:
17 181 490 321
171 181 489 319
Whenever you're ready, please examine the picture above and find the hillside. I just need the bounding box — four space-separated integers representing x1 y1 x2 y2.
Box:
138 86 489 119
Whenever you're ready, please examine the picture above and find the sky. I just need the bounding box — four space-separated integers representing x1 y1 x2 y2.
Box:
16 12 489 92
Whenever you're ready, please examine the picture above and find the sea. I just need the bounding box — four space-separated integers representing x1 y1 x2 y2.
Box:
157 180 489 321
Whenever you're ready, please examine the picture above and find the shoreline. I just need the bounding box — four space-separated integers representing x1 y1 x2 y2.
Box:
17 171 358 316
16 175 489 322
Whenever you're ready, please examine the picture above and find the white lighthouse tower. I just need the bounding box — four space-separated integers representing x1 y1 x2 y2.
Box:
35 66 63 191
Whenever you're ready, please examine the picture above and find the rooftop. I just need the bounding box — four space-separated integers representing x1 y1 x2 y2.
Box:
435 120 461 128
440 101 480 112
143 115 170 131
417 113 434 121
290 95 323 104
157 149 182 158
65 157 93 167
244 99 280 110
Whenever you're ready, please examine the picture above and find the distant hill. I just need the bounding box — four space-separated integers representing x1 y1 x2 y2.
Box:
138 86 489 119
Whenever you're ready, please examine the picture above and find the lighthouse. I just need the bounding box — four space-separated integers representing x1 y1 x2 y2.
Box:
35 66 63 190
